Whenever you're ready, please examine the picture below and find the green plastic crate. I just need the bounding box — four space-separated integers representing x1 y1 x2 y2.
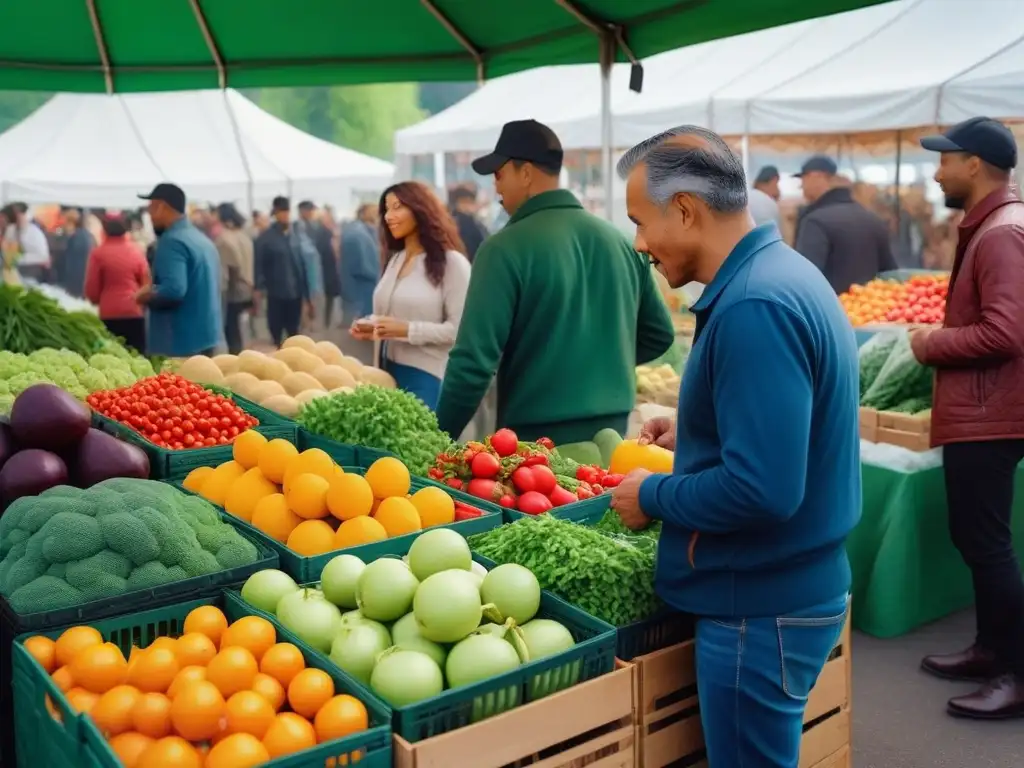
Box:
233 393 300 428
91 411 297 479
227 518 617 743
500 492 612 523
12 593 391 768
169 473 500 584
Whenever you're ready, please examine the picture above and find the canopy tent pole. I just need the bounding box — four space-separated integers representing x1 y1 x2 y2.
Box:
600 33 614 221
223 91 256 214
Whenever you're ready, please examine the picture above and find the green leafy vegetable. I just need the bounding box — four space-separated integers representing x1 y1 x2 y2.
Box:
297 385 450 476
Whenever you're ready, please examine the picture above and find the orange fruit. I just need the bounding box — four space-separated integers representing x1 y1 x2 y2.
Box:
52 665 74 692
250 494 303 543
232 430 268 470
127 645 179 693
200 460 248 505
221 616 277 661
282 448 336 492
314 694 369 742
174 633 217 667
183 605 229 647
225 467 279 522
107 732 154 768
167 665 207 698
169 680 225 741
55 625 103 667
90 684 141 736
148 637 179 654
206 646 258 698
138 736 203 768
223 690 276 739
70 642 128 694
333 516 387 549
262 712 316 758
250 673 286 711
66 687 99 713
24 635 57 673
132 691 173 738
259 643 305 687
365 456 410 498
373 497 422 537
285 472 331 521
410 486 456 527
182 465 215 493
286 668 334 719
205 732 270 768
258 439 299 484
286 519 337 555
325 473 374 521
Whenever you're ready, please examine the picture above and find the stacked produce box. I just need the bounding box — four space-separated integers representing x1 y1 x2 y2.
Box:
857 331 933 451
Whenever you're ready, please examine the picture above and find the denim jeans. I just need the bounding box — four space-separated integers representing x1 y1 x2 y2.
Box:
695 593 849 767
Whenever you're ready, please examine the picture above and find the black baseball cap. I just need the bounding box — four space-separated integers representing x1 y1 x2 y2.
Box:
920 117 1017 170
138 183 186 214
794 156 838 178
754 165 780 184
471 119 563 175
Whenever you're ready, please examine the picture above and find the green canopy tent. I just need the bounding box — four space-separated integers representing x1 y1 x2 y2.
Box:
3 0 892 210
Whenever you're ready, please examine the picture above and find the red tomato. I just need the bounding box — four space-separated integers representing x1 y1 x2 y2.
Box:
511 466 537 494
601 473 625 488
498 495 516 509
471 452 501 479
576 486 595 500
548 485 577 507
467 478 499 501
489 429 519 457
530 466 557 496
517 491 552 515
576 466 600 485
524 454 549 467
536 437 555 450
445 477 464 490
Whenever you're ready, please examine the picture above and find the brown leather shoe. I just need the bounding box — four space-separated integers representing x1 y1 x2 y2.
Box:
921 645 1003 682
948 675 1024 720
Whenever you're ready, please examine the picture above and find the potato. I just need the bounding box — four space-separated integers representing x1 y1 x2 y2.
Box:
272 347 322 374
337 356 364 380
311 364 357 391
295 389 330 407
237 350 269 378
280 371 326 396
212 354 241 374
177 355 225 385
250 380 287 402
359 367 397 389
281 335 318 353
329 386 355 395
312 340 345 367
260 394 301 418
260 357 291 382
224 371 261 398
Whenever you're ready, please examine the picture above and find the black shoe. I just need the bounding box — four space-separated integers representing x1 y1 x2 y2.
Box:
948 674 1024 720
921 645 1003 682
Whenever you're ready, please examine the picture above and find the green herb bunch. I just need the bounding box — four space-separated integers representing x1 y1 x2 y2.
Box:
297 385 450 476
592 508 662 541
0 285 121 357
469 515 659 627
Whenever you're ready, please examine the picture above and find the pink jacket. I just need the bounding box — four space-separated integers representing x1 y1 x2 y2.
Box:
84 235 150 319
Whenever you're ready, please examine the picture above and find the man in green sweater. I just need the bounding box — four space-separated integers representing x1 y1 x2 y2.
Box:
435 120 675 453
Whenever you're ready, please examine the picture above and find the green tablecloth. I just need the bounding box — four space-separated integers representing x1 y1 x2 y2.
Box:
849 460 1024 638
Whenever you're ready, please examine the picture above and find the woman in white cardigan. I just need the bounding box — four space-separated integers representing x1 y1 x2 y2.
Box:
350 181 471 410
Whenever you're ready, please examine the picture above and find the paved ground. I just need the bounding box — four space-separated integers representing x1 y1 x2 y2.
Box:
853 609 1024 767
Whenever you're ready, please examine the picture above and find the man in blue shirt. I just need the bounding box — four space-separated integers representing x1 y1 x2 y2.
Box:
137 183 223 356
611 126 861 768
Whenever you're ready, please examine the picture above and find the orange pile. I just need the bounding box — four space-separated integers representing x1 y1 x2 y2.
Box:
839 274 949 327
23 605 369 768
183 439 457 558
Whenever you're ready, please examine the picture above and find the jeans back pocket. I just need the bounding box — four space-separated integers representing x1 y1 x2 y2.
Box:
776 610 847 702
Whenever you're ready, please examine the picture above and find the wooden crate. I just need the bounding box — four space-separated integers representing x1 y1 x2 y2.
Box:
858 407 879 443
634 620 852 768
393 662 635 768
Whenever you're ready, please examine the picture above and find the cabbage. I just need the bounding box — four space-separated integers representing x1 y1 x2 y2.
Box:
89 353 131 372
76 368 110 392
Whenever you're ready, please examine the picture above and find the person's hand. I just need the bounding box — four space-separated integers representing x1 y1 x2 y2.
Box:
250 291 261 316
135 285 153 305
349 318 374 341
909 327 933 364
610 468 653 530
374 316 409 340
638 416 676 451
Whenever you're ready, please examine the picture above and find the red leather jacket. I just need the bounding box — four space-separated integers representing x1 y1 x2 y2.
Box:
912 188 1024 445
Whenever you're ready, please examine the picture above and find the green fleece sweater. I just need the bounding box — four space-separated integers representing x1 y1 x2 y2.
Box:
436 189 675 444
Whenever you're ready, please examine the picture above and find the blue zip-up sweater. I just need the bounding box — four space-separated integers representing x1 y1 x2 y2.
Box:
639 224 860 618
148 217 223 356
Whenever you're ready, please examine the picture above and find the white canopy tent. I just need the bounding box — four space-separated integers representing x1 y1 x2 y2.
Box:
0 89 395 214
395 0 1024 156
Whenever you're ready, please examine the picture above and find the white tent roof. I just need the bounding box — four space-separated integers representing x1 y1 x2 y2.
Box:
396 0 1024 154
0 89 395 212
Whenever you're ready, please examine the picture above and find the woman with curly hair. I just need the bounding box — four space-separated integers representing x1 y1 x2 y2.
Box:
350 181 470 410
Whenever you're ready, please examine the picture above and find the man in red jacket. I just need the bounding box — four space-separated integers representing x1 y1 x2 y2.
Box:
913 116 1024 720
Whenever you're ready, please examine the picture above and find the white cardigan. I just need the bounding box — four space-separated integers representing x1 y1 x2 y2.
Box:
372 249 471 379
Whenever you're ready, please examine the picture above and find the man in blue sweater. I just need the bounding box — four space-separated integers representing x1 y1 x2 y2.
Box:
611 126 861 767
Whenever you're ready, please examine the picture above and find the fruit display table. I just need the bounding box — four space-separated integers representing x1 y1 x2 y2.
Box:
850 444 1024 638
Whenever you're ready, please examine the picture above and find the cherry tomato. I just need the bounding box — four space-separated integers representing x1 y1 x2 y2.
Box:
536 437 555 450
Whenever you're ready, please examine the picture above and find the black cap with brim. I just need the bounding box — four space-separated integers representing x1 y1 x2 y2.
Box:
138 182 186 214
471 153 510 175
919 135 963 153
919 117 1018 170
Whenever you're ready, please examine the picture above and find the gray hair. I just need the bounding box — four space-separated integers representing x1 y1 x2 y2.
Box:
617 126 748 213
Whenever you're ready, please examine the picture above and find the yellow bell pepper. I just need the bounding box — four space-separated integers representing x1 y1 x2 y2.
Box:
609 439 674 475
